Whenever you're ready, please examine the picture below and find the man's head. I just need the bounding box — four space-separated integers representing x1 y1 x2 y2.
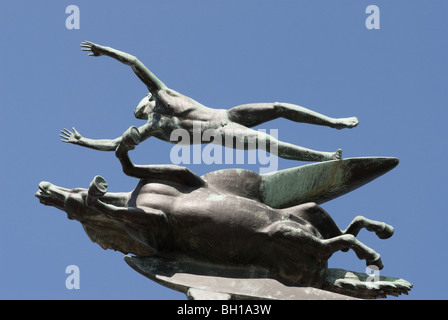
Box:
134 93 155 120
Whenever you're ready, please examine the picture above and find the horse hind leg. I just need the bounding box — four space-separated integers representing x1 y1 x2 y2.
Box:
262 221 330 286
321 234 384 270
263 221 382 270
336 216 393 253
343 216 394 239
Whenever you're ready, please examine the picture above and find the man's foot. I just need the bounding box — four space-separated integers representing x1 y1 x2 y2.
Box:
332 117 359 130
331 149 342 160
321 149 342 161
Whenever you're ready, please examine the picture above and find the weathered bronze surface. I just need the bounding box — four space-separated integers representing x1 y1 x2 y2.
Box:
61 41 359 162
37 41 412 299
37 127 410 298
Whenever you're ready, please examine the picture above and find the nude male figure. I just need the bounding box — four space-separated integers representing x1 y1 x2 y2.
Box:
61 41 358 162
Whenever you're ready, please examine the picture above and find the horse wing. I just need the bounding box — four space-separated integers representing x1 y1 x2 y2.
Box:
260 157 399 209
202 168 263 202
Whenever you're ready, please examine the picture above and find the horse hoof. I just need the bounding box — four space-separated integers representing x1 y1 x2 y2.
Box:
367 256 383 270
376 223 394 239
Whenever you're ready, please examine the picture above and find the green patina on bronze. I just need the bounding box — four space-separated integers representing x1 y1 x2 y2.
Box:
37 41 412 299
62 41 358 162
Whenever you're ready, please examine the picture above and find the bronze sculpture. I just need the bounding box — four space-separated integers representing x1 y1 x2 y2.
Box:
61 41 359 162
37 41 412 299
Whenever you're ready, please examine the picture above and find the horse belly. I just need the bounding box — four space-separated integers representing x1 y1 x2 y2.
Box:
169 193 279 263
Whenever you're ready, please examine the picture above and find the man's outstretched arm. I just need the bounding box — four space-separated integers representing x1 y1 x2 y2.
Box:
61 122 154 151
60 127 121 151
80 41 167 94
118 152 206 188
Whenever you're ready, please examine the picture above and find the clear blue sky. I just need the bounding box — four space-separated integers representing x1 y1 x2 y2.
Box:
1 1 446 300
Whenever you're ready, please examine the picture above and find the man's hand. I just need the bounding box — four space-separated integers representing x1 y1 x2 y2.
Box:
81 41 106 57
115 126 140 157
60 127 82 144
80 41 167 93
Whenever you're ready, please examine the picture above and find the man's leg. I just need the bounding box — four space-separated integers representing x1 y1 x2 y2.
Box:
227 102 358 129
220 123 341 162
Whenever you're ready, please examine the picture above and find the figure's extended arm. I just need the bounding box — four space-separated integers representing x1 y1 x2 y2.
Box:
116 127 205 188
60 127 121 151
60 123 153 151
120 154 205 188
80 41 167 94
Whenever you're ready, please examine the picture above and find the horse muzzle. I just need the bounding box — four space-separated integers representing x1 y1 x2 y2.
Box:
35 181 71 210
